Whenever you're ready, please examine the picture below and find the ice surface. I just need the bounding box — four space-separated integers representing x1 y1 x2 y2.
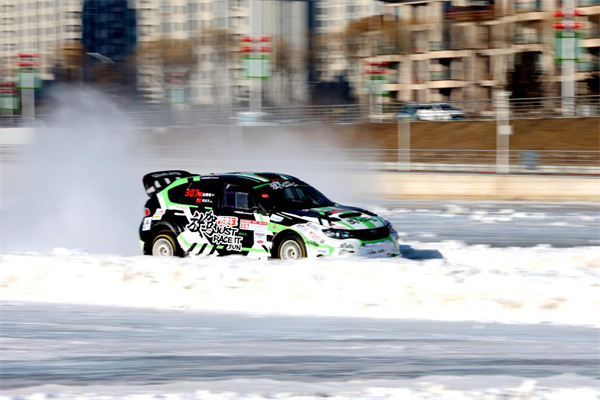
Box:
1 242 598 326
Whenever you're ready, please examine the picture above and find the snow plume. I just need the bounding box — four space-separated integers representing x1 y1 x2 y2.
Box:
0 87 146 255
144 123 375 206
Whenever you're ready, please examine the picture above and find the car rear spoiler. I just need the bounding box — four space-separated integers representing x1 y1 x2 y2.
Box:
143 170 191 197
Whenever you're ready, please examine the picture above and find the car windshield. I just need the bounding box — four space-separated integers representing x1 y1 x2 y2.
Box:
258 184 334 212
438 103 458 110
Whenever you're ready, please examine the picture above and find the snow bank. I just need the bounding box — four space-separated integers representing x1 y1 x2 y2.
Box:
2 376 599 400
1 242 598 326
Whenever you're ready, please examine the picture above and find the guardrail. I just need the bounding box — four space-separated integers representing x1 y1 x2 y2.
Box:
1 144 597 176
0 96 598 128
140 147 600 176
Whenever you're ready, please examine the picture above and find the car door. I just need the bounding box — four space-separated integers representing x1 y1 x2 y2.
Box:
417 105 434 120
216 181 268 257
176 178 223 256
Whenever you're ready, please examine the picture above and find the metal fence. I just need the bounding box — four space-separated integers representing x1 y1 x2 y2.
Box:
139 147 599 176
1 95 599 128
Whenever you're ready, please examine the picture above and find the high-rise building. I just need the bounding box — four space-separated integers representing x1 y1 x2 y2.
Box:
0 0 84 83
134 0 310 106
82 0 137 64
313 0 383 81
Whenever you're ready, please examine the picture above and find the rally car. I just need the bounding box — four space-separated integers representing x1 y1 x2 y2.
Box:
140 171 400 260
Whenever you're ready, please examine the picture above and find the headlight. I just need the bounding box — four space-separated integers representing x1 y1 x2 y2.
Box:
322 229 352 239
385 220 396 234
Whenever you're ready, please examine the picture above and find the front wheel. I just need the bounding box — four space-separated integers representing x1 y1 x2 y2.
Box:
150 232 182 257
277 237 307 260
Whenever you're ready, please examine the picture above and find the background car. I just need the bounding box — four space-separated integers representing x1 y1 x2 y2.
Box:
397 102 465 121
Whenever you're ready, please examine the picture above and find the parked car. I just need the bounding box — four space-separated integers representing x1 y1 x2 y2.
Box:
431 102 466 120
397 102 465 121
140 171 400 260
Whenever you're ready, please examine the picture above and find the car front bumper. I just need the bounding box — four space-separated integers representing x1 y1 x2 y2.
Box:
308 232 401 259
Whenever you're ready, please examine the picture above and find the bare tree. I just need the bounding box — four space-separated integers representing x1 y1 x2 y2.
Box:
54 41 86 82
198 28 238 106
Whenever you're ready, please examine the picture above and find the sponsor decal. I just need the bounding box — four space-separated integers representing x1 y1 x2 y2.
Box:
218 216 238 226
307 231 320 242
269 181 298 190
184 189 215 198
330 224 348 229
305 222 320 231
356 216 378 223
171 205 190 210
365 247 387 256
240 219 268 231
254 232 267 245
153 208 167 220
142 217 152 231
196 198 213 204
147 186 156 194
270 215 284 222
152 172 182 178
186 210 242 251
345 219 362 226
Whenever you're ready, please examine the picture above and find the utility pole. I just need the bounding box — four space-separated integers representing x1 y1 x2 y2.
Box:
496 91 512 174
249 0 262 114
554 0 582 117
563 0 575 117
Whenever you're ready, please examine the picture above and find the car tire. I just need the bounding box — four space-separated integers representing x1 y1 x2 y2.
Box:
277 236 307 260
149 231 182 257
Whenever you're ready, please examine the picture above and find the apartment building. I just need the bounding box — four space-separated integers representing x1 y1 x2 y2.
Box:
360 0 600 103
0 0 83 83
0 0 309 107
135 0 309 106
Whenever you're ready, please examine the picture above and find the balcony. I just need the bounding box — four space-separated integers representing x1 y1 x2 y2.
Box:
577 61 600 71
430 70 461 81
429 41 452 51
445 4 495 22
515 1 542 12
581 28 600 39
578 0 600 6
514 33 542 44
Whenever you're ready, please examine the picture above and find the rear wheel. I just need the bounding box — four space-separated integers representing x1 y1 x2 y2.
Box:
150 232 181 257
277 237 306 260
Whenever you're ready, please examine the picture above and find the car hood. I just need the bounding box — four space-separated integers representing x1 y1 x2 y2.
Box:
279 205 386 230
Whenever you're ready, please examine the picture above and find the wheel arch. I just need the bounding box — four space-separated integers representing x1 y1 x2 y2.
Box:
143 222 183 256
271 229 307 259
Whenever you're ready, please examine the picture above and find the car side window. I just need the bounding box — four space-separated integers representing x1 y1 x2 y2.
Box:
222 184 257 210
166 180 192 204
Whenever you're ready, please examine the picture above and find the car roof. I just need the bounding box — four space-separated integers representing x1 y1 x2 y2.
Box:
192 172 302 188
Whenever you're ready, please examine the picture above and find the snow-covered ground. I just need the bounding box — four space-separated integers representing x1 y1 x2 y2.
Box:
1 242 598 326
2 378 599 400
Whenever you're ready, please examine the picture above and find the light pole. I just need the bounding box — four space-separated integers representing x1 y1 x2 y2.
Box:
553 1 584 117
249 0 263 114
